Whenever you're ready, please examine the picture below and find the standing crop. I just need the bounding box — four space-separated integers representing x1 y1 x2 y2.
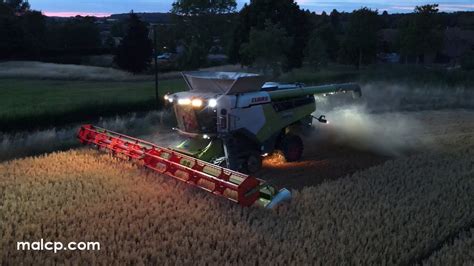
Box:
0 144 472 264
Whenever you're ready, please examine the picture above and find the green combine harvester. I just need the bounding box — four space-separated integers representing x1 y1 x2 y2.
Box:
165 71 361 173
78 71 361 208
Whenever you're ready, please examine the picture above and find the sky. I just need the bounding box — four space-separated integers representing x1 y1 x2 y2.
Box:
30 0 474 17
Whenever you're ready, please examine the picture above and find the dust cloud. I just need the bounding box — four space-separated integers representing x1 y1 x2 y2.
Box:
314 105 427 156
311 81 474 156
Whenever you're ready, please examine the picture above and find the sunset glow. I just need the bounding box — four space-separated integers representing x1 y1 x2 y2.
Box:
42 11 111 17
31 0 474 17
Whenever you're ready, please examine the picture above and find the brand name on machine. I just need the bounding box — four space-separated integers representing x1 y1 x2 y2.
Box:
251 96 269 103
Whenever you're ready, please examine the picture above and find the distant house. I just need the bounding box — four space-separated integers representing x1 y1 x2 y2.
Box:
99 30 111 44
378 29 398 51
112 37 122 46
207 54 228 64
378 29 400 63
377 52 400 63
176 44 185 55
378 27 474 64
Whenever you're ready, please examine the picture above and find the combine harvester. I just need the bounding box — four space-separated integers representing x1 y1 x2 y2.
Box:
78 72 361 208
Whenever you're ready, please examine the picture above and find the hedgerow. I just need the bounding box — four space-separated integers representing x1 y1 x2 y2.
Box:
0 145 472 264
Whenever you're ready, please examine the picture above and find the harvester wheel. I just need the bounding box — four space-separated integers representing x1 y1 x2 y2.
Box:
281 134 303 162
243 153 262 174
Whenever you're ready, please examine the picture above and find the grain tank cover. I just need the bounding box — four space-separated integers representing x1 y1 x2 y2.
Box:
182 72 266 95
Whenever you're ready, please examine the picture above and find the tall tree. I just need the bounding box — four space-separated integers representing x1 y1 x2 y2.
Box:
21 10 46 56
304 32 328 70
114 12 153 73
229 0 310 70
319 24 339 61
305 24 338 69
154 24 178 54
339 7 379 68
171 0 237 69
398 4 442 64
59 16 101 50
0 0 29 15
171 0 236 15
0 1 43 59
330 9 340 31
240 20 292 76
0 14 24 59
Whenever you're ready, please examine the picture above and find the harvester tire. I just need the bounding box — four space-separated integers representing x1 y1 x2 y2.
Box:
243 153 262 174
281 134 303 162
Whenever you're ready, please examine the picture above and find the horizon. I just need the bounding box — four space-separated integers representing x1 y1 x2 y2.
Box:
30 1 474 18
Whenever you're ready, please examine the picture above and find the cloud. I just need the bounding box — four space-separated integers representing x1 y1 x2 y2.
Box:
438 4 474 11
290 0 474 13
32 0 474 15
389 3 474 13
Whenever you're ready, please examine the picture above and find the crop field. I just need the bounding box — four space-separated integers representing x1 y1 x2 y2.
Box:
0 61 246 81
0 61 144 81
1 62 473 264
422 228 474 265
0 78 185 132
0 108 473 264
0 111 173 162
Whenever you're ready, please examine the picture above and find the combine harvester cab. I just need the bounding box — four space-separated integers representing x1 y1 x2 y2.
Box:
78 71 361 208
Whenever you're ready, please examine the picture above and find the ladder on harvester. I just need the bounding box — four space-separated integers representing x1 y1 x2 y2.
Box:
77 125 263 206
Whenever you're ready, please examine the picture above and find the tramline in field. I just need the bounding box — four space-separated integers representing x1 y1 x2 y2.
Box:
78 72 361 208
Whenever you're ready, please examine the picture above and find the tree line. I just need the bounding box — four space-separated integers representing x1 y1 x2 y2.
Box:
1 0 473 74
0 1 104 62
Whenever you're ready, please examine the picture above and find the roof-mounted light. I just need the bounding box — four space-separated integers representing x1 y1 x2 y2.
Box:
164 94 174 103
208 99 217 108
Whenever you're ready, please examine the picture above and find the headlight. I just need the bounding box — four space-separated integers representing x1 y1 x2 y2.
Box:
164 94 174 103
208 99 217 108
178 98 191 105
191 98 203 107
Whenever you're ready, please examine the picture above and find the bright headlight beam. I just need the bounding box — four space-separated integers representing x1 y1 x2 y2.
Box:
208 99 217 108
191 99 203 107
178 98 191 105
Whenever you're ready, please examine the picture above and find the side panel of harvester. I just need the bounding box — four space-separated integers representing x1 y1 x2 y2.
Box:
217 83 360 145
223 92 316 143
